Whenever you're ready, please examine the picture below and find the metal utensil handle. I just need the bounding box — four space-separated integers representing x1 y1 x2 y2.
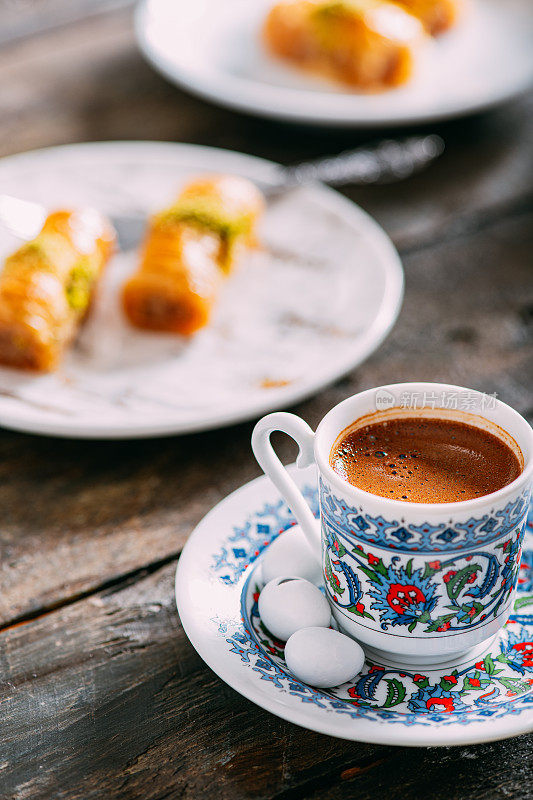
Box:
280 135 444 188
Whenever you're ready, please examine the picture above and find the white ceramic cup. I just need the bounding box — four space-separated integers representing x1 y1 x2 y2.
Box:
252 382 533 666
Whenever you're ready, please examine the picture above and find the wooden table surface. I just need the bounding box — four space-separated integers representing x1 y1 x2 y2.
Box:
1 5 532 799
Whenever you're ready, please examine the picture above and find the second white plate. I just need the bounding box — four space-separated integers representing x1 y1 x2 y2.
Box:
136 0 533 127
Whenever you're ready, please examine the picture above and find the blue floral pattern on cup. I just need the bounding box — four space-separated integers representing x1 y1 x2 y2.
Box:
323 517 524 635
320 477 530 554
320 480 529 635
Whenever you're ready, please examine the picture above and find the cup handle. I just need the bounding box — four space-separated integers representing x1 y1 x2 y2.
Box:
251 412 321 561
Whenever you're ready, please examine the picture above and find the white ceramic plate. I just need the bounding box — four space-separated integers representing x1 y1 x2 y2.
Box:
136 0 533 128
0 141 403 439
176 465 533 746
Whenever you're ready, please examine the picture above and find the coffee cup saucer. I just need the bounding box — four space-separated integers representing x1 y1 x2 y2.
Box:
176 464 533 746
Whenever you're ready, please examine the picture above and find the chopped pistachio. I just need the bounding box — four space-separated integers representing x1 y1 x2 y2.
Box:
312 0 377 19
65 257 96 311
156 197 253 242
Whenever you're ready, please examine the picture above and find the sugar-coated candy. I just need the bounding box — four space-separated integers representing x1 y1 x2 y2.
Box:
258 576 331 641
284 627 365 688
260 525 322 586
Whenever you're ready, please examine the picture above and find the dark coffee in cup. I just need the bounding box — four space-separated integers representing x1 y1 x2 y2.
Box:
330 413 522 503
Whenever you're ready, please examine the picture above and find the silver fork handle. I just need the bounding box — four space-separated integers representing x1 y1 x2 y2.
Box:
271 135 444 190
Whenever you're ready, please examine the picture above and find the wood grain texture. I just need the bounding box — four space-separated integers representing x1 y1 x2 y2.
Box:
0 4 532 798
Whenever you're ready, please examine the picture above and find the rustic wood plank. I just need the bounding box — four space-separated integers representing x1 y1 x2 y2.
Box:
1 562 531 800
0 209 531 627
